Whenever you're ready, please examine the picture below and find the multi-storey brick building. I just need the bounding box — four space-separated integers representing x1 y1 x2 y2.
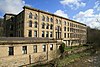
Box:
4 6 87 46
0 6 87 67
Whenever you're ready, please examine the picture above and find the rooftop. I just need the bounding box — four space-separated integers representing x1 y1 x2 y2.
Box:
0 37 57 44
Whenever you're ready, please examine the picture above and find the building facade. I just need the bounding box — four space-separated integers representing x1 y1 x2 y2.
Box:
0 37 59 67
4 6 87 46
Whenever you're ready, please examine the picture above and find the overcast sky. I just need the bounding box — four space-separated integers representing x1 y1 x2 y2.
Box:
0 0 100 28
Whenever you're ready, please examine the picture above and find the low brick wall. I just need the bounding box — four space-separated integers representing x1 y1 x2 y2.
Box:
0 52 48 67
0 50 60 67
0 55 29 67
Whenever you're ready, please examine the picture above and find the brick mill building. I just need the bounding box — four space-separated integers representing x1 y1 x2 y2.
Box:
0 6 87 67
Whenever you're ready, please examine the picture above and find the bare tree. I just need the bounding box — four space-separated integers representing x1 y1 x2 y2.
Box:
49 49 60 67
96 19 100 23
87 27 100 47
95 18 100 29
0 18 3 37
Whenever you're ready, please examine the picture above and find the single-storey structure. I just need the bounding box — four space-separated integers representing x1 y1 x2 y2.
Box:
0 37 60 67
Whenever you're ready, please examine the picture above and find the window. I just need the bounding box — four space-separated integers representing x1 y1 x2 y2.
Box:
10 25 13 30
29 12 32 19
50 24 53 29
68 33 69 38
33 45 37 53
9 47 14 56
28 30 32 37
42 45 46 52
11 17 14 22
29 21 32 27
34 21 37 28
56 19 58 24
50 18 53 22
68 27 69 31
50 44 53 50
64 21 66 25
46 16 49 22
42 23 45 29
18 31 21 37
68 40 70 45
64 33 66 38
42 31 45 37
34 30 37 37
50 32 52 37
59 20 61 24
68 22 69 26
46 31 49 37
56 26 58 30
34 14 38 20
42 15 45 21
22 46 27 54
70 28 72 32
64 27 66 31
56 26 61 31
46 24 49 29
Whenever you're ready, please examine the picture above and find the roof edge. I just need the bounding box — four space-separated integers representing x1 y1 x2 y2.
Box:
23 6 86 26
3 13 16 17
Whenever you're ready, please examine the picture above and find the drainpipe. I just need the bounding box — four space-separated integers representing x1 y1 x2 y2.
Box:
56 39 58 59
29 54 31 64
47 41 49 62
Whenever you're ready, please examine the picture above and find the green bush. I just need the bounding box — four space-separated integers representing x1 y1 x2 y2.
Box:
59 43 65 53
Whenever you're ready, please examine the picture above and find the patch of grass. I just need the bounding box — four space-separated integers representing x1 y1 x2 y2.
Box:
64 45 88 51
58 54 80 66
58 51 91 67
64 46 78 51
